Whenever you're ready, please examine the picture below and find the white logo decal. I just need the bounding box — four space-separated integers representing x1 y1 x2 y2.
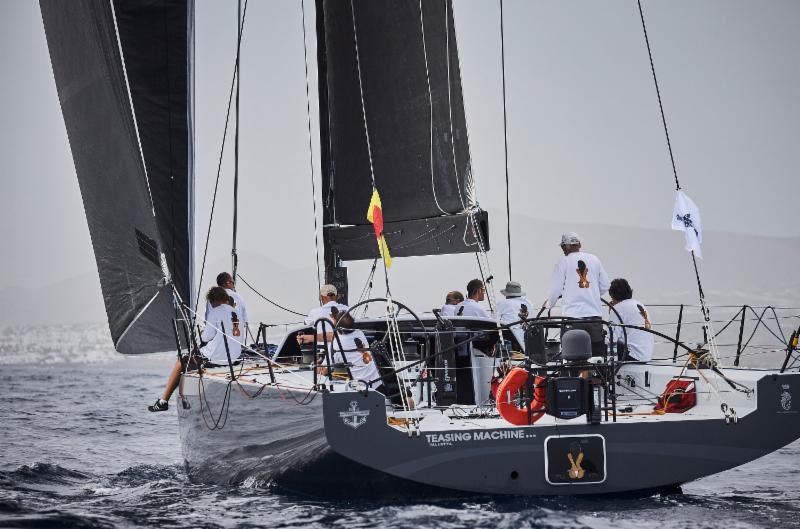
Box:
781 384 792 411
339 400 370 430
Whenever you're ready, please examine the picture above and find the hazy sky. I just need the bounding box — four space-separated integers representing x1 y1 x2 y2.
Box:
1 0 799 295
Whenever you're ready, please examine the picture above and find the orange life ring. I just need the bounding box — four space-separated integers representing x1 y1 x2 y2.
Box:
495 367 546 425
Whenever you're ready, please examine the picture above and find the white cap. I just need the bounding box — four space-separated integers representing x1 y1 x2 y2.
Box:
320 284 337 297
560 232 581 245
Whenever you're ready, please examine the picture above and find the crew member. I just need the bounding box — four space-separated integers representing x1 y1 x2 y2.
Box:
496 281 534 324
440 291 464 317
317 308 385 395
608 278 654 362
149 286 243 412
544 232 610 356
206 272 249 338
455 279 490 318
298 284 349 347
544 232 610 317
496 281 534 350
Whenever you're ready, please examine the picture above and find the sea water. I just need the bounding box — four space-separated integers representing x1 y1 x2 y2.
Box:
1 323 799 528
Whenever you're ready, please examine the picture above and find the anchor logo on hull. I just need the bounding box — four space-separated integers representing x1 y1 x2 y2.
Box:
781 385 792 411
340 400 370 430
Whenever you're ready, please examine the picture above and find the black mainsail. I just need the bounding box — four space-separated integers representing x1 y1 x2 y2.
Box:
40 0 194 354
317 0 489 287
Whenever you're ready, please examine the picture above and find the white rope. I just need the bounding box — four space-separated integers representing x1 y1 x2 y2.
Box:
349 0 376 186
418 1 449 215
448 0 477 208
443 0 468 211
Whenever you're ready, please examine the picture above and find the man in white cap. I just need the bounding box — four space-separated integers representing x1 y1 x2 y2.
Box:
544 232 610 318
298 284 349 346
545 232 610 356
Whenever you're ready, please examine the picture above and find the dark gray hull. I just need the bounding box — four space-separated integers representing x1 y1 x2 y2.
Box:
178 372 800 496
323 373 800 495
177 375 447 497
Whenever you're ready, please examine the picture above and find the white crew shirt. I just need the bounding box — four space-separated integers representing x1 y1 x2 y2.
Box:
205 288 248 324
440 304 458 317
200 303 243 365
455 298 490 318
305 300 349 329
547 251 610 318
331 329 381 385
608 299 654 362
496 296 535 324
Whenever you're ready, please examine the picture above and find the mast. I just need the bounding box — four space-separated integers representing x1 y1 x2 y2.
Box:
315 0 349 302
232 0 242 281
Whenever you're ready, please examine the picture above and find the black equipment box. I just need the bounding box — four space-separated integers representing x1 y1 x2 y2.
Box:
546 377 589 419
434 319 458 406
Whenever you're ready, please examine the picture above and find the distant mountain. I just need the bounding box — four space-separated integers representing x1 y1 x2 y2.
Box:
0 272 106 324
2 224 797 326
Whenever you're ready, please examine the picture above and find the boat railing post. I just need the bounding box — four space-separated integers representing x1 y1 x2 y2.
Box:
171 318 182 359
259 323 276 384
672 304 684 363
220 322 237 381
319 320 334 390
780 329 798 373
524 356 533 425
179 310 196 353
734 306 748 367
610 352 617 423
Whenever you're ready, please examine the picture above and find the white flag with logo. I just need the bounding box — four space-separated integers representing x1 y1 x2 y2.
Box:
671 190 703 258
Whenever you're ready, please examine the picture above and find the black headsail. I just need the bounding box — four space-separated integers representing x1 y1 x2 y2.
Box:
40 0 194 354
316 0 489 298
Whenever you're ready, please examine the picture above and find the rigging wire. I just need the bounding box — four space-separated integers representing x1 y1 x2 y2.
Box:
499 0 512 281
194 0 250 312
232 0 242 281
236 273 307 317
637 0 680 192
299 0 322 295
350 0 393 293
636 0 715 351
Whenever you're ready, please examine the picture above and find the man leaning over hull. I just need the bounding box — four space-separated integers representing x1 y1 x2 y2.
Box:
148 286 243 412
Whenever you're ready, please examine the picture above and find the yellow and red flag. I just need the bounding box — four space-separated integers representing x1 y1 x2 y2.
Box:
366 188 392 268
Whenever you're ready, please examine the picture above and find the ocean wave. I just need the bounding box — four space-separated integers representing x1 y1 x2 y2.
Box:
0 324 116 365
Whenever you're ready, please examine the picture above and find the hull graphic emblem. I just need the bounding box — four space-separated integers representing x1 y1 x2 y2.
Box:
781 385 792 411
567 442 585 479
340 400 370 430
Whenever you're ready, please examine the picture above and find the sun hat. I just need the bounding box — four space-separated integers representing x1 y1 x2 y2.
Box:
500 281 525 297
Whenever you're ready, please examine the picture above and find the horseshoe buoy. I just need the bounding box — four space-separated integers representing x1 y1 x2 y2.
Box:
496 367 546 425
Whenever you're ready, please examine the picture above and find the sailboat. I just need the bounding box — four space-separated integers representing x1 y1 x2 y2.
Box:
40 0 800 496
